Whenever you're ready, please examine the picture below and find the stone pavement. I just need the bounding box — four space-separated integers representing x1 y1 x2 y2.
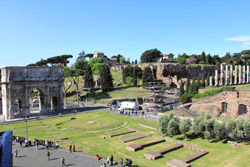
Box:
13 143 119 167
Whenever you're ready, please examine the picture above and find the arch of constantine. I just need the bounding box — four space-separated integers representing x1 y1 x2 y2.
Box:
1 66 64 119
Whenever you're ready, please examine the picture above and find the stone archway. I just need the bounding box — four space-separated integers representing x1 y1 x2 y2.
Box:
1 66 64 119
29 88 46 116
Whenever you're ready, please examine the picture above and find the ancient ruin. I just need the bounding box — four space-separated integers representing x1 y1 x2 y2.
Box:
212 64 250 86
1 66 64 119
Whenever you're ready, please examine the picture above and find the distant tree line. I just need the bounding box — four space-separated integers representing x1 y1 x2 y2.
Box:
140 49 250 65
160 113 250 142
27 55 73 67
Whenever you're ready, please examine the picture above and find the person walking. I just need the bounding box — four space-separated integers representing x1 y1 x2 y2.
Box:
61 156 66 166
69 145 72 153
72 144 76 152
119 158 123 167
14 149 18 158
106 156 110 166
110 155 114 165
47 151 50 161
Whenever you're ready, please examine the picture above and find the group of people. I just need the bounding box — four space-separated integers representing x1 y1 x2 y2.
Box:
96 154 133 167
13 136 32 147
69 144 76 152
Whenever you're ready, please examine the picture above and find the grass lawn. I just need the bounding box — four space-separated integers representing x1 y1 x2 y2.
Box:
2 111 250 167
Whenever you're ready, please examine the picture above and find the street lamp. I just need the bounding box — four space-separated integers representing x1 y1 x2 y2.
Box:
25 117 28 140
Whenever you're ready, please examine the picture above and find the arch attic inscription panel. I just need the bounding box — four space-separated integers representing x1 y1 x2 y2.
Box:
1 66 64 119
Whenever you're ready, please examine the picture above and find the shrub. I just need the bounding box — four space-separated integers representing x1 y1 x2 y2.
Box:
125 77 133 86
180 94 193 103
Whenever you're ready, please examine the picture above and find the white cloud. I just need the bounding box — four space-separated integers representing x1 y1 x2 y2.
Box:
225 35 250 49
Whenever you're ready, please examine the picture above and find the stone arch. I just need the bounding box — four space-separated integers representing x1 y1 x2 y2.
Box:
13 99 23 116
1 67 64 119
28 87 46 115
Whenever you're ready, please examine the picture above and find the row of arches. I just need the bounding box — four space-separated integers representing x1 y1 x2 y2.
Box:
13 88 59 117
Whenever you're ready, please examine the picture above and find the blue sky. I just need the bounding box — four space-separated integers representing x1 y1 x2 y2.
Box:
0 0 250 67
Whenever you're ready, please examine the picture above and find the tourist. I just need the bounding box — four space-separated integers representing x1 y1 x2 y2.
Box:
106 156 110 165
47 151 50 161
19 140 22 148
119 158 123 167
73 144 76 152
69 145 72 152
56 142 60 149
96 154 101 160
110 155 114 165
14 149 18 158
61 156 66 166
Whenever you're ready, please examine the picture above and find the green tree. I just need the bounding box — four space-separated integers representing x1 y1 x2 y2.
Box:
159 115 171 134
132 66 142 87
197 78 201 88
214 120 226 141
142 67 153 86
204 118 215 140
140 49 162 63
193 117 204 136
84 64 95 89
125 77 133 86
243 120 250 139
88 57 107 74
177 57 186 64
185 77 190 94
202 74 206 87
77 51 85 62
63 66 73 105
180 94 193 103
179 81 184 97
206 54 213 64
201 51 206 63
100 64 114 92
206 72 211 87
180 119 192 138
167 119 180 136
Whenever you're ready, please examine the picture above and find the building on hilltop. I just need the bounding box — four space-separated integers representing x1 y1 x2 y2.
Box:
158 53 175 62
93 51 117 65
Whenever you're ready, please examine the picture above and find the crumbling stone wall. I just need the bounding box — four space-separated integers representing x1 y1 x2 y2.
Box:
115 64 216 87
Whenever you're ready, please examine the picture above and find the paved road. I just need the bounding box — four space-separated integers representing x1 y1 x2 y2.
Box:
13 143 119 167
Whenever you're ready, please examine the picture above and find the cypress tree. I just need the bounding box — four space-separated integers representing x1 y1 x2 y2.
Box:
212 73 215 85
179 81 184 97
202 74 206 87
100 64 114 92
142 67 153 86
84 64 95 89
185 77 190 94
206 73 211 87
197 78 201 88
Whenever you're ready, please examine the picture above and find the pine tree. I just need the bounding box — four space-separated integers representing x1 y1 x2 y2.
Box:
201 51 206 63
179 81 184 97
142 67 153 86
100 64 114 92
84 64 95 89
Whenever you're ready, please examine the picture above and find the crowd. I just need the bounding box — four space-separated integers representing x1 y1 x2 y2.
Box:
13 135 134 167
97 154 133 167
